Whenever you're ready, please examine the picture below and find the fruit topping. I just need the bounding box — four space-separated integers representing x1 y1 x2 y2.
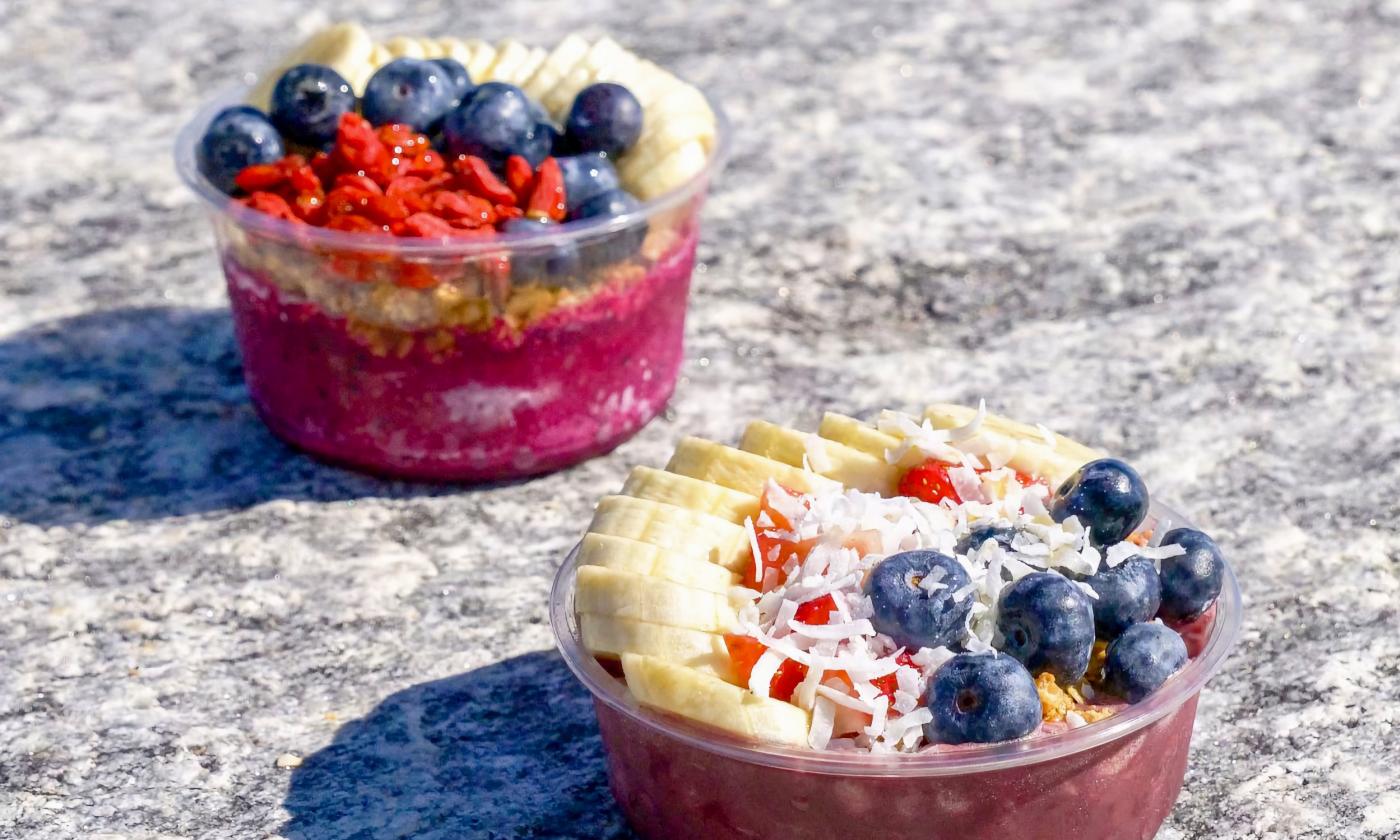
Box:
955 524 1016 556
564 82 644 157
897 458 962 504
558 153 622 217
1102 622 1188 702
431 57 475 107
1155 528 1225 621
361 58 456 132
864 550 973 651
1081 554 1162 638
1050 458 1150 547
995 572 1096 684
441 82 543 167
269 64 357 146
922 653 1042 745
197 106 285 194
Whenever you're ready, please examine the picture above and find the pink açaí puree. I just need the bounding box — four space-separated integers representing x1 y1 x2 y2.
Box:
224 228 698 480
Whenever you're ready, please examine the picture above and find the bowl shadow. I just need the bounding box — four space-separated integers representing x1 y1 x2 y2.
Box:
281 650 634 840
0 306 500 526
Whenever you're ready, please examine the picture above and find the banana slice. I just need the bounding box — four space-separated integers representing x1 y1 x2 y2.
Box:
522 33 589 100
667 437 842 497
579 533 739 594
248 22 375 110
577 566 740 632
540 36 627 117
483 38 531 84
463 39 497 82
623 60 685 108
624 140 710 199
438 37 474 65
622 654 811 746
368 43 393 67
582 615 733 681
416 37 446 58
887 407 1087 487
621 466 759 524
383 35 427 58
510 45 549 88
740 421 898 496
817 412 901 459
588 495 751 571
924 404 1103 465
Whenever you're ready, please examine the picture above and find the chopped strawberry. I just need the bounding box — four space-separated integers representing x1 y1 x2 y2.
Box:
723 634 808 703
870 651 918 702
744 484 815 590
793 594 837 625
898 458 962 504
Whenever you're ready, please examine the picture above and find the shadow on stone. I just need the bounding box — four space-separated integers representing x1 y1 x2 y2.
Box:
281 650 633 840
0 306 484 526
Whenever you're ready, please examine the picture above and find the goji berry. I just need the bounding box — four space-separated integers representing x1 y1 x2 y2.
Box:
505 155 536 205
234 163 287 192
287 163 322 194
310 151 337 182
326 214 382 233
292 189 326 224
430 192 495 227
526 156 566 222
376 123 429 151
494 203 524 220
241 191 300 222
400 149 445 178
395 262 440 289
333 173 383 195
399 212 456 238
324 186 376 218
454 155 517 205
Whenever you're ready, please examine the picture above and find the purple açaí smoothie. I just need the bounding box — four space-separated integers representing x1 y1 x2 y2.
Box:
224 227 698 480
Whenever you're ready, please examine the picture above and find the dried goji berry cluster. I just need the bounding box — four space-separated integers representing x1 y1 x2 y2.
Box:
233 112 566 237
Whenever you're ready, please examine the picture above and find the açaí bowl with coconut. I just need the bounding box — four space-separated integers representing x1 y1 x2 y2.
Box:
174 23 727 480
550 403 1240 840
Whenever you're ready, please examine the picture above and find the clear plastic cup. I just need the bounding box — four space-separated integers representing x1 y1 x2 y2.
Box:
174 89 728 481
550 502 1241 840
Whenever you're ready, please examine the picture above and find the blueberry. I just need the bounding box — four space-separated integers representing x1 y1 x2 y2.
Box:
268 64 355 147
996 572 1095 683
441 82 539 168
956 525 1016 556
361 58 456 132
564 83 643 156
1156 528 1224 621
864 550 972 650
197 106 285 194
1103 622 1188 702
502 217 581 280
573 188 648 268
431 58 474 106
1082 555 1162 638
1050 458 1150 547
558 153 621 216
922 653 1042 745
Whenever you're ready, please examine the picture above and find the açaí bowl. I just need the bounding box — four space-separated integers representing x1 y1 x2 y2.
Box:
550 502 1241 840
174 88 728 481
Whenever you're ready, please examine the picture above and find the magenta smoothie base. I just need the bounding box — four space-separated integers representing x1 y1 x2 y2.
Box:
224 229 698 481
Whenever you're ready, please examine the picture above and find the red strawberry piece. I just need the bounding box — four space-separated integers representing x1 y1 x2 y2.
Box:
505 155 536 205
454 155 517 205
793 594 838 625
400 212 457 238
241 191 301 222
898 458 962 504
526 157 566 221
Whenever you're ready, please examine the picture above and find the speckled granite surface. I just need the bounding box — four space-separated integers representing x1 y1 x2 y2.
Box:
2 1 1399 838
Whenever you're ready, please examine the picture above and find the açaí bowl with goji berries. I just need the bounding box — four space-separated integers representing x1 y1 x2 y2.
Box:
174 31 727 481
550 406 1242 840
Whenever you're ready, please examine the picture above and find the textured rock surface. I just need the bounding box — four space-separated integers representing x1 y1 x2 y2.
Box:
2 1 1399 838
